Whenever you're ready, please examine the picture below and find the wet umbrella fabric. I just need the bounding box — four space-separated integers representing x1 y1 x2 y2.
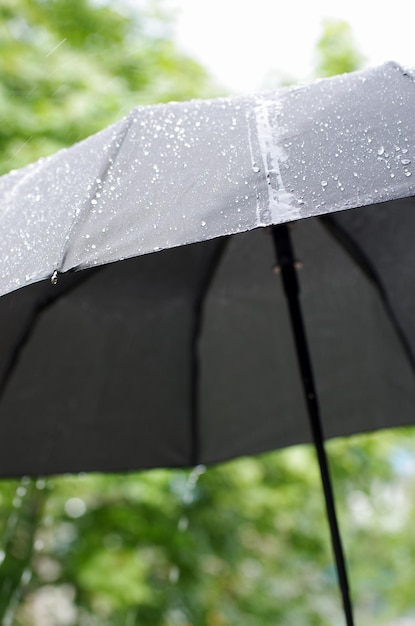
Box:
0 61 415 478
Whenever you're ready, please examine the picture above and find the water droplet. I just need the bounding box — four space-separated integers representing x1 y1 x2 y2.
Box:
182 465 206 505
401 159 411 165
50 270 58 285
377 146 385 156
321 180 328 187
252 166 260 173
91 199 97 205
201 220 206 227
405 171 412 177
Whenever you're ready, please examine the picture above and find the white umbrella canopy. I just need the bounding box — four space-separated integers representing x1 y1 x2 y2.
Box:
0 61 414 478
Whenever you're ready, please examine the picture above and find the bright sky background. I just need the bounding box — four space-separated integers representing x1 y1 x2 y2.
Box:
165 0 415 94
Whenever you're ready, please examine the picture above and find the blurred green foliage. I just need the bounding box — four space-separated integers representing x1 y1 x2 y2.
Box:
1 4 415 625
314 19 365 78
0 0 217 174
2 431 415 626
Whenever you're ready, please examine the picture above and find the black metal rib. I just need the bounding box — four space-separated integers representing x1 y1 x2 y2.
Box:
190 236 230 467
271 223 355 626
321 213 415 379
0 268 101 404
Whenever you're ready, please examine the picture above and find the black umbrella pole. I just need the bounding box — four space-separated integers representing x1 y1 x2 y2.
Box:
271 223 355 626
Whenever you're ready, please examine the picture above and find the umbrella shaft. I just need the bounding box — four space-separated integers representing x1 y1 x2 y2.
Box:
271 224 355 626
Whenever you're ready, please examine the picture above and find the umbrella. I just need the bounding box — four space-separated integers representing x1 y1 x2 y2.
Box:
1 60 415 623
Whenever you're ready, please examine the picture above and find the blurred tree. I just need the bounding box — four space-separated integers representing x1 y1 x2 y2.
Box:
314 18 365 78
0 0 217 175
3 432 415 626
1 8 415 626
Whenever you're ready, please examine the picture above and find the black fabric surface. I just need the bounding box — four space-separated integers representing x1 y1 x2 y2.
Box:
1 198 415 476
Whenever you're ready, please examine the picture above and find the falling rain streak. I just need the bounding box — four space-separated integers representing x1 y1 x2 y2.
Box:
0 478 35 626
45 38 67 58
168 465 206 585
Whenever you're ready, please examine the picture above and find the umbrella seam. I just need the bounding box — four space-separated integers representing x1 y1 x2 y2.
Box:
190 236 230 466
58 112 137 273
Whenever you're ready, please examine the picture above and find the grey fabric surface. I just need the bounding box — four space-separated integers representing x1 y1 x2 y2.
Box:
0 63 415 476
1 62 414 296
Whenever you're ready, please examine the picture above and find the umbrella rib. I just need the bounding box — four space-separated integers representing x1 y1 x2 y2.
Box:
0 268 102 405
321 214 415 378
59 112 136 272
271 223 355 626
190 236 230 467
